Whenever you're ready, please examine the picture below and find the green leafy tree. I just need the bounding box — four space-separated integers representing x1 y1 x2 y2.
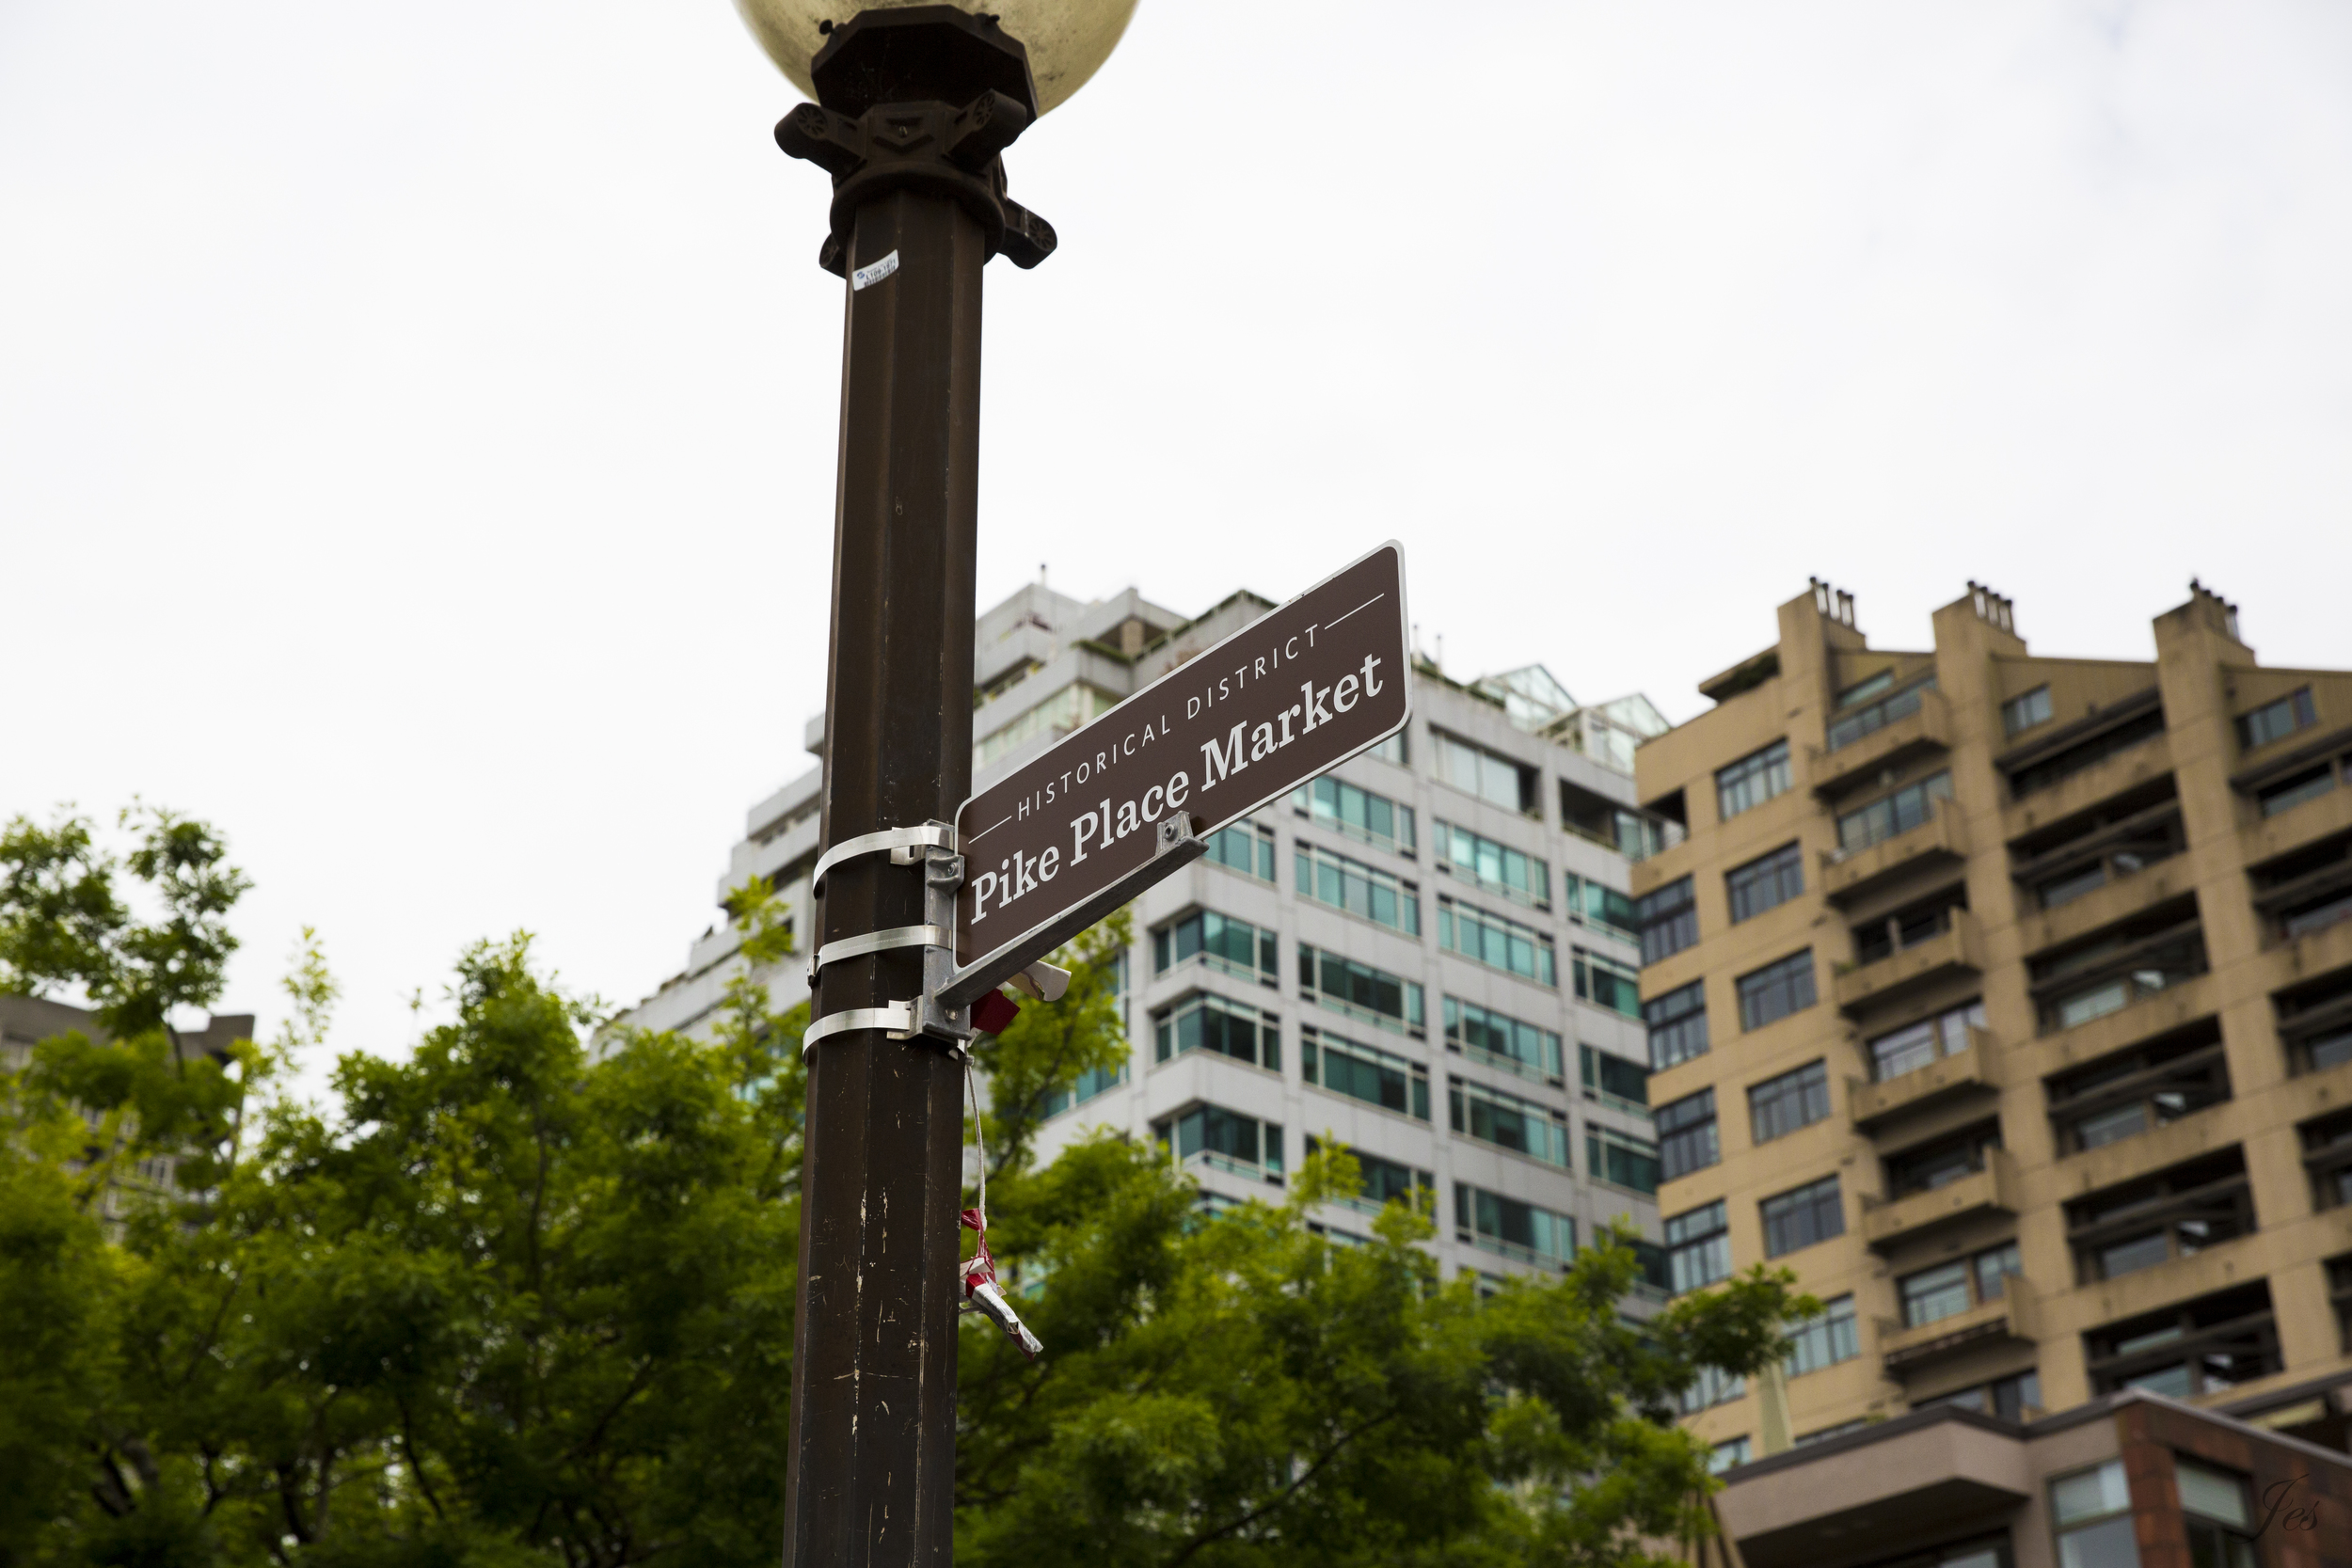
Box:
953 911 1810 1568
4 809 1802 1568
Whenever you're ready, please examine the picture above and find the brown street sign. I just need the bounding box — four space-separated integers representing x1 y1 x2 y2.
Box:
942 542 1408 1005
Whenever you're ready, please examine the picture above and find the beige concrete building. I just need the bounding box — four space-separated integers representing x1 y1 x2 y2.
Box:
1631 579 2352 1469
1700 1387 2349 1568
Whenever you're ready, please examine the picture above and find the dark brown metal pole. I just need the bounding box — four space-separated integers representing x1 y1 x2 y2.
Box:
775 11 1054 1566
784 182 982 1568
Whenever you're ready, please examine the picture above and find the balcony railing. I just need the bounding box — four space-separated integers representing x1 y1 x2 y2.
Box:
1835 911 1985 1016
1850 1029 1999 1132
1184 1150 1283 1187
1813 687 1952 795
1460 1231 1571 1273
1863 1148 2018 1251
1454 1041 1565 1088
1822 807 1967 907
1879 1275 2039 1373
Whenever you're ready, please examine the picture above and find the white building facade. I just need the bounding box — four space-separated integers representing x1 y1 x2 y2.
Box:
614 579 1679 1288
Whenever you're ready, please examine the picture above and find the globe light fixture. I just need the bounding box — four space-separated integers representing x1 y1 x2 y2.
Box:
733 0 1136 115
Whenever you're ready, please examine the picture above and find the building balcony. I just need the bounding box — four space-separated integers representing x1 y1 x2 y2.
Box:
1864 1148 2019 1252
1880 1278 2040 1376
1822 807 1968 908
2002 731 2174 842
1836 911 1985 1017
1850 1030 1999 1133
1813 687 1953 798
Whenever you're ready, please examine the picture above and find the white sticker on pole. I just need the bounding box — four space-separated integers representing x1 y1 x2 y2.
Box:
851 249 900 292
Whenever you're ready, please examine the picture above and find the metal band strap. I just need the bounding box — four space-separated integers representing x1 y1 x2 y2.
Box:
814 924 948 972
811 824 956 892
802 1003 918 1054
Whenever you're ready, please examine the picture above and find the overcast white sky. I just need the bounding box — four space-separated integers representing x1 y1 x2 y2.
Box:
5 1 2349 1068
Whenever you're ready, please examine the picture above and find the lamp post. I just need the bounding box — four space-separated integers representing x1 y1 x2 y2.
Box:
727 2 1132 1561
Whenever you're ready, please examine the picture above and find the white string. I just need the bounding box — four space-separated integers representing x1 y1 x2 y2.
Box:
964 1054 987 1225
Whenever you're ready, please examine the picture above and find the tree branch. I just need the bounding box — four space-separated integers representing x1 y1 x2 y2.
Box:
1158 1409 1400 1568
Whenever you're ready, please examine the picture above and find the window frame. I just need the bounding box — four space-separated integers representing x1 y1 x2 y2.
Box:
1761 1174 1844 1258
1747 1059 1833 1143
2236 687 2316 751
1299 1023 1430 1121
1726 842 1805 924
1645 980 1710 1069
1657 1087 1720 1180
1432 818 1549 910
1664 1199 1731 1292
1716 739 1794 822
1736 949 1818 1032
1447 1076 1571 1168
1152 991 1282 1072
1296 839 1422 935
1636 875 1699 964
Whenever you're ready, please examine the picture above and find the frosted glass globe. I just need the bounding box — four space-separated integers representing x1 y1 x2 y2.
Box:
734 0 1136 115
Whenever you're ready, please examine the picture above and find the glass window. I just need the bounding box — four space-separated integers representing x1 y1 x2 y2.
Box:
1716 740 1793 821
2238 688 2316 750
1737 949 1817 1031
1292 775 1416 855
1152 910 1279 984
1370 730 1408 767
1298 944 1424 1037
2012 705 2168 800
1448 1078 1570 1167
1726 842 1804 924
1154 1104 1284 1182
1761 1175 1843 1257
1296 842 1420 934
1867 1000 1985 1082
1635 876 1698 964
1306 1137 1432 1213
1578 1042 1647 1107
1445 998 1564 1084
2085 1283 2281 1397
1919 1370 2040 1423
1836 670 1895 709
1586 1125 1660 1194
1825 676 1937 752
2004 686 2053 736
1645 981 1709 1069
1204 821 1277 881
1438 897 1556 986
1896 1243 2019 1330
2052 1461 2140 1568
1748 1060 1832 1143
2175 1462 2250 1529
1657 1088 1719 1180
975 681 1118 768
2258 765 2338 818
1783 1294 1859 1374
1433 731 1538 816
1041 1053 1131 1118
1679 1363 1746 1416
1707 1437 1751 1475
1573 947 1643 1018
1887 1122 1999 1196
1581 881 1639 942
1300 1025 1429 1120
1454 1181 1575 1268
1432 820 1547 909
1836 770 1953 854
1152 993 1280 1070
1900 1261 1974 1327
1665 1200 1730 1292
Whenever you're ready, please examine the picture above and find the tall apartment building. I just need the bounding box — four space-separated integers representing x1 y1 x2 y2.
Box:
615 578 1680 1286
1630 579 2352 1473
